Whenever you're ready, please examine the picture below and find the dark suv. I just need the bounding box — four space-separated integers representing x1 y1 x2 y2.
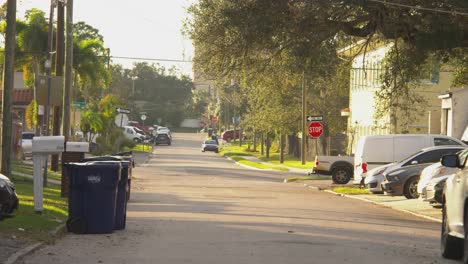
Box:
155 133 171 146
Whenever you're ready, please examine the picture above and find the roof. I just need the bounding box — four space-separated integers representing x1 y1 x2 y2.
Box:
0 89 34 105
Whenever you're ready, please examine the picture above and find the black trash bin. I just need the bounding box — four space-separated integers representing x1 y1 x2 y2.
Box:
65 161 121 234
82 156 131 230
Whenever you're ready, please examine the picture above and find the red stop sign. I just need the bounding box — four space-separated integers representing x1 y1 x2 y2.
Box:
308 121 323 138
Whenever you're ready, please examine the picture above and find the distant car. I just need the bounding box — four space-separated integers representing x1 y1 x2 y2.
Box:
202 140 219 153
21 132 35 158
366 146 466 194
440 149 468 260
381 146 466 199
221 130 241 141
121 126 146 143
156 127 171 137
0 174 18 219
155 133 171 146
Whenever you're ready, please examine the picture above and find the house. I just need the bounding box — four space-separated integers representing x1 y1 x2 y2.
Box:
438 88 468 141
345 42 454 153
0 72 35 128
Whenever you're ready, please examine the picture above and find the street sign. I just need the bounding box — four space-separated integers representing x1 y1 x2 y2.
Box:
115 113 129 128
307 115 323 122
73 101 86 109
141 114 147 121
308 121 323 138
116 107 131 114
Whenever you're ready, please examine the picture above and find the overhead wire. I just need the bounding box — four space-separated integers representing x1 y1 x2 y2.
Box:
366 0 468 17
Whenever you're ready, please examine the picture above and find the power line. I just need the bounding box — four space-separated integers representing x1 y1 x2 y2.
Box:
367 0 468 17
110 56 192 63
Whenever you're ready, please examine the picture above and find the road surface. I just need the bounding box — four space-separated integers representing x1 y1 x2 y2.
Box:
20 133 457 264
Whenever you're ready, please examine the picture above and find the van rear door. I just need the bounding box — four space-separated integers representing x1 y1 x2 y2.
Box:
364 137 393 167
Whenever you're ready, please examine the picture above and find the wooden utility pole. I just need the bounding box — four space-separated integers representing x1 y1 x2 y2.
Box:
301 71 306 165
62 0 73 140
1 0 17 178
51 0 65 171
280 132 284 164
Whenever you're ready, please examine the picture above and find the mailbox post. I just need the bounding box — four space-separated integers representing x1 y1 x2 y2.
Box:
32 136 65 213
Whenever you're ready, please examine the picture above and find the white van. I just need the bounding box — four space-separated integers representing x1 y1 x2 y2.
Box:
353 134 466 184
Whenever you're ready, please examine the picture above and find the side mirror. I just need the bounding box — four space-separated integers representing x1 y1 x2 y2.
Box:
441 154 460 168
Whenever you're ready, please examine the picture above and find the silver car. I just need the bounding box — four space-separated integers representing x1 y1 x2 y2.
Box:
418 162 459 197
365 146 466 194
440 149 468 260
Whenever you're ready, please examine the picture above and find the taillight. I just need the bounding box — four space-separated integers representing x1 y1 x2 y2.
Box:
314 156 319 167
361 163 368 174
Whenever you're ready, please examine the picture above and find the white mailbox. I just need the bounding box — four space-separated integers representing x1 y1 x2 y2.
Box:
66 142 89 153
32 136 65 153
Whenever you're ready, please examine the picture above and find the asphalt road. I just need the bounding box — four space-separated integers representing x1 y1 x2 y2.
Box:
20 133 458 264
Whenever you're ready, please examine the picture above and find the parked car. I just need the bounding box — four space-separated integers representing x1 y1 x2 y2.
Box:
202 140 219 153
0 174 18 219
121 126 146 143
311 155 354 184
367 146 466 194
422 175 450 207
21 131 35 158
354 134 466 185
418 161 461 198
156 127 171 138
440 149 468 260
221 130 241 141
155 133 171 146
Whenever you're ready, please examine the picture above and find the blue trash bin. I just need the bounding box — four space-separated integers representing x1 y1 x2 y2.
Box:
81 156 131 230
65 161 121 234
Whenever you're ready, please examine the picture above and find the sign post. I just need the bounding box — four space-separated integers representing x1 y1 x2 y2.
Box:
307 116 324 157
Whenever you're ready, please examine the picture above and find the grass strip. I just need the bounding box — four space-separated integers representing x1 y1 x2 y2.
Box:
1 176 67 242
332 186 370 195
237 160 289 171
286 176 330 182
125 144 152 153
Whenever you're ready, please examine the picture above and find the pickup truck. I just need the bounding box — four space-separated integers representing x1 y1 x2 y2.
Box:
311 155 354 184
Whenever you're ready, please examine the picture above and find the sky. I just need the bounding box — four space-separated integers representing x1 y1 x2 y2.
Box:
13 0 195 78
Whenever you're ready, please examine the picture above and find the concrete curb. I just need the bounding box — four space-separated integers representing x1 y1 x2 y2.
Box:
3 242 43 264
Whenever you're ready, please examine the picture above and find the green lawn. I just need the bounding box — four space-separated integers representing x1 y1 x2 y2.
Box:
11 160 61 181
286 176 330 182
1 176 67 242
221 143 314 170
332 186 370 195
125 143 153 153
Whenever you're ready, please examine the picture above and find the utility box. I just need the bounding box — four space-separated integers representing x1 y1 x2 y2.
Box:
61 142 90 197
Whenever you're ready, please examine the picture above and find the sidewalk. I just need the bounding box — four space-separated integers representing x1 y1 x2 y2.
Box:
291 180 442 223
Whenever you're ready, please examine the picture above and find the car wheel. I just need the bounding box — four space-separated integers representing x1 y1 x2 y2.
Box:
331 166 351 184
441 203 463 259
403 177 420 199
215 150 219 153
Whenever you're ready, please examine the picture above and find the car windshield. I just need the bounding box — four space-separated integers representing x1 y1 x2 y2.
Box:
22 133 35 140
204 140 217 145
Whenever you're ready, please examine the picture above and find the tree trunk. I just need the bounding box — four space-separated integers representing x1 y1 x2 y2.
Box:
1 0 17 178
253 131 257 152
239 128 242 146
280 132 285 164
266 133 271 158
32 56 41 135
260 132 264 156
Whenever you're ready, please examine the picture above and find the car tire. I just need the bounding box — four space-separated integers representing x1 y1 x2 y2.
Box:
463 206 468 264
403 177 420 199
331 166 351 184
441 203 463 259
